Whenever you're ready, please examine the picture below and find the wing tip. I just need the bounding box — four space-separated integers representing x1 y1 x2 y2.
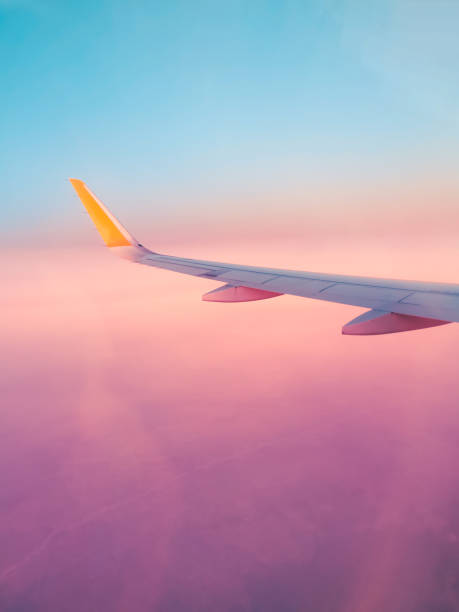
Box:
69 178 133 247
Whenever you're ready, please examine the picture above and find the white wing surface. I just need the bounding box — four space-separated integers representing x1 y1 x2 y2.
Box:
70 179 458 335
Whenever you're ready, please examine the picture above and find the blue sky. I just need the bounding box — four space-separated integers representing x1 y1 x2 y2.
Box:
1 0 459 244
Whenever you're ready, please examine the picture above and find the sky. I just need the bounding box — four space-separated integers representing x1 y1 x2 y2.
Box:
2 2 459 611
1 0 459 247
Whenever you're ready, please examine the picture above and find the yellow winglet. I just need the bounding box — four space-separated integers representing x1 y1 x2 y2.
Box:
69 178 133 247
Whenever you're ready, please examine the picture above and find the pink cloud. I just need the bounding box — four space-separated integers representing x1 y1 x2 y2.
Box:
1 243 459 610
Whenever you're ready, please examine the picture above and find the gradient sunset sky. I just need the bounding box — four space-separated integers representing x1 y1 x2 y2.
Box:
3 2 459 612
2 0 459 250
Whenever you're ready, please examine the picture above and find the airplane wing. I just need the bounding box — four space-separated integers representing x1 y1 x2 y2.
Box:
70 178 458 335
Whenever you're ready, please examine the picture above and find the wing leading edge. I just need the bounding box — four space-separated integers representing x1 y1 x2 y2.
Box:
70 179 458 335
